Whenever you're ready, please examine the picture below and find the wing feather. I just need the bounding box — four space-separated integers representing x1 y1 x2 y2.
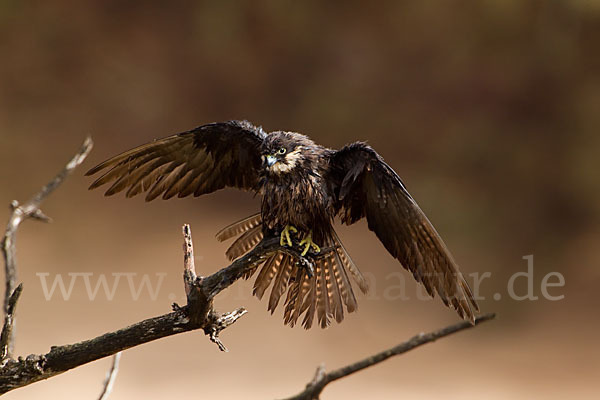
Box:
86 120 266 200
328 142 479 322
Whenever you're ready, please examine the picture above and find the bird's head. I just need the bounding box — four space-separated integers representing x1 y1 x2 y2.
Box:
261 131 316 175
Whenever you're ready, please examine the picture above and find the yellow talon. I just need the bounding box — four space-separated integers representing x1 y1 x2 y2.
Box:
299 231 321 256
280 225 298 247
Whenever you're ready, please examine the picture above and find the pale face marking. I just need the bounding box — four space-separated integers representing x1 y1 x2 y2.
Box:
268 147 303 174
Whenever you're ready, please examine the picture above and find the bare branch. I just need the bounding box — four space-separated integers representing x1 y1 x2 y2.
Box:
1 137 93 359
0 225 317 394
98 352 121 400
205 307 248 352
181 223 208 326
282 313 496 400
0 284 23 361
178 224 320 351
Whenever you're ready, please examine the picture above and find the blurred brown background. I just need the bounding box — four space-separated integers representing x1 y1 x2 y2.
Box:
1 1 599 399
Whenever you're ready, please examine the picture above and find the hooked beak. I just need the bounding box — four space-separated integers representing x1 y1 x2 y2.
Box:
266 155 277 167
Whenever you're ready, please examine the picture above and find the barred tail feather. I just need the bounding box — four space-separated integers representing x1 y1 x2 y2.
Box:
215 213 262 242
253 253 282 299
226 224 264 261
332 230 369 294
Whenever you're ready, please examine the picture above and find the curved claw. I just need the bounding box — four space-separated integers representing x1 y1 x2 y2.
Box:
280 225 298 247
299 231 321 256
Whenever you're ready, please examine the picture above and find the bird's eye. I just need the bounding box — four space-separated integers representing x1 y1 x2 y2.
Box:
277 147 287 154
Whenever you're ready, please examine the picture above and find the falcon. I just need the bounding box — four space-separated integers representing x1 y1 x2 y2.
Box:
86 120 479 328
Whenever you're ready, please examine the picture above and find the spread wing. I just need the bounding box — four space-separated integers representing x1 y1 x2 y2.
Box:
86 120 266 201
328 142 479 322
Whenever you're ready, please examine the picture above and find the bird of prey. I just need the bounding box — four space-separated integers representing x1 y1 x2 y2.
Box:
86 120 479 329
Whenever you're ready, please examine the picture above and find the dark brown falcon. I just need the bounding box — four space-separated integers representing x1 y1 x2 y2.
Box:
86 120 479 328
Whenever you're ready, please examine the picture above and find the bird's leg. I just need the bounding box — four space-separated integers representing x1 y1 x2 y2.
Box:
299 230 321 256
280 225 298 247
